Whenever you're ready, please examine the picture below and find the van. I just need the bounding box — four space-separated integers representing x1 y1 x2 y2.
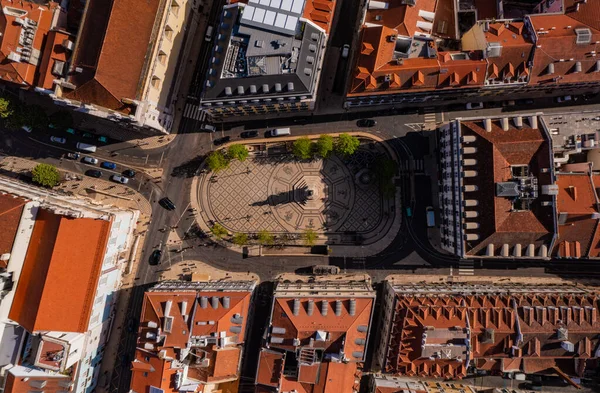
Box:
76 142 97 153
267 128 291 137
205 26 214 42
202 123 216 132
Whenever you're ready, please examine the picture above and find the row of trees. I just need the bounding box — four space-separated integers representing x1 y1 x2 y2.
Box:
0 97 73 130
211 223 319 246
292 133 360 160
206 144 248 172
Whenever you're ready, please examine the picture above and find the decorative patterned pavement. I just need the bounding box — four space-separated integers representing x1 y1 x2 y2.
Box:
198 146 396 245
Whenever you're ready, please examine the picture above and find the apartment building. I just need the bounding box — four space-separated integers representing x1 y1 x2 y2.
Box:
0 177 139 393
345 0 600 108
255 278 376 393
375 280 600 381
129 280 257 393
185 0 336 121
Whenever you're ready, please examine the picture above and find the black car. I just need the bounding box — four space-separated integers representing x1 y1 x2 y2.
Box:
122 169 136 178
357 119 377 127
149 249 162 265
159 197 176 210
240 130 258 138
66 152 80 160
213 136 231 146
85 169 102 178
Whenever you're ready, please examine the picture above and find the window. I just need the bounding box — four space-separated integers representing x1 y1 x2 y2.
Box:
158 51 167 65
151 76 161 89
170 0 180 16
143 372 149 377
164 25 173 40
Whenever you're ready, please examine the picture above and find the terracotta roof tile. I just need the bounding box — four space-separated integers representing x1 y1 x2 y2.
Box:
9 209 111 332
256 349 283 388
528 14 600 86
564 0 600 31
303 0 337 33
364 0 438 38
67 0 162 110
0 193 27 263
4 369 72 393
37 30 74 91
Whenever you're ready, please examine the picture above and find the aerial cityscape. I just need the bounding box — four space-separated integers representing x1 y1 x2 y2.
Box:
1 0 600 393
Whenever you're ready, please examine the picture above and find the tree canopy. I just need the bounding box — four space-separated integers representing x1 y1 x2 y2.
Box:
315 135 334 158
228 144 249 162
206 150 230 172
335 133 360 156
292 137 313 160
31 163 60 188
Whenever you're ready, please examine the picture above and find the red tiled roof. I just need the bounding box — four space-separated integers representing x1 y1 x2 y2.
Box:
130 351 178 393
384 284 600 379
4 369 71 393
302 0 337 34
0 0 58 87
256 350 283 388
37 30 74 91
528 14 600 86
458 119 555 256
9 209 111 333
484 22 534 84
0 193 27 266
564 0 600 31
364 0 438 38
66 0 162 111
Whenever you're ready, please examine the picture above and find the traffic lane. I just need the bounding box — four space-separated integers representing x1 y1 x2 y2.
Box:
58 158 142 189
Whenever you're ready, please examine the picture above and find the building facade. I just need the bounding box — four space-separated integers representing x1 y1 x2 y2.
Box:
255 278 376 393
129 280 256 393
186 0 336 121
376 280 600 381
0 177 139 393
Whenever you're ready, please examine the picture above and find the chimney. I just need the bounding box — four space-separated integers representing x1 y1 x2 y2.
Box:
223 296 230 309
321 300 328 316
335 300 342 316
514 116 523 128
349 299 356 316
568 185 578 201
529 116 538 129
293 299 300 316
484 118 492 132
211 296 219 309
200 296 208 308
181 301 188 316
307 299 314 316
501 117 510 131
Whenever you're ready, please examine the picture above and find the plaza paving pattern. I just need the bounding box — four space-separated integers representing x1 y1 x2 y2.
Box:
198 146 396 245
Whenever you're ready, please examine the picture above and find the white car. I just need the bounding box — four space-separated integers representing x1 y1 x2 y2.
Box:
341 44 350 58
50 136 66 144
466 102 484 110
556 95 572 103
111 175 129 184
21 125 32 132
201 123 216 132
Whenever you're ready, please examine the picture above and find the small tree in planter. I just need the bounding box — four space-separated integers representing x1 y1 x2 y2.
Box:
228 144 249 162
335 133 360 157
315 134 334 158
31 163 60 188
211 223 228 239
232 232 248 246
302 228 318 246
206 150 230 172
257 230 275 246
292 137 313 160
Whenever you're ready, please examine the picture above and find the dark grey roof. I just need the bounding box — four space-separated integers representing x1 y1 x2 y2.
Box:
496 181 520 197
199 4 324 102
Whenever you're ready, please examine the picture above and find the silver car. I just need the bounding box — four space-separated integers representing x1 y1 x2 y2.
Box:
111 175 129 184
82 156 99 165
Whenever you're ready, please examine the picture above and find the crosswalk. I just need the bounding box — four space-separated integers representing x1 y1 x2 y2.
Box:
399 159 425 173
458 260 475 276
424 107 437 124
183 103 207 121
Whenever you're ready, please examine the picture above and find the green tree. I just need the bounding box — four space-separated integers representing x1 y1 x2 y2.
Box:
206 150 230 172
0 97 13 119
315 134 334 158
211 223 228 238
335 133 360 156
23 105 48 129
302 228 318 246
49 110 74 131
31 163 60 188
292 137 313 160
232 232 248 246
228 144 249 162
257 230 274 246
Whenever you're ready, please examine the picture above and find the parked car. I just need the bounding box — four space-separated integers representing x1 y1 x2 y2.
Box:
266 128 291 137
556 95 573 103
240 130 259 138
66 128 76 135
502 100 516 107
66 152 80 160
213 136 231 146
311 265 341 275
202 123 217 132
85 169 102 178
122 169 136 178
82 156 99 165
110 175 129 184
341 44 350 58
149 249 162 265
159 197 176 210
466 102 484 110
21 125 32 133
100 161 117 170
82 132 94 138
97 136 108 143
357 119 377 127
50 136 66 144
